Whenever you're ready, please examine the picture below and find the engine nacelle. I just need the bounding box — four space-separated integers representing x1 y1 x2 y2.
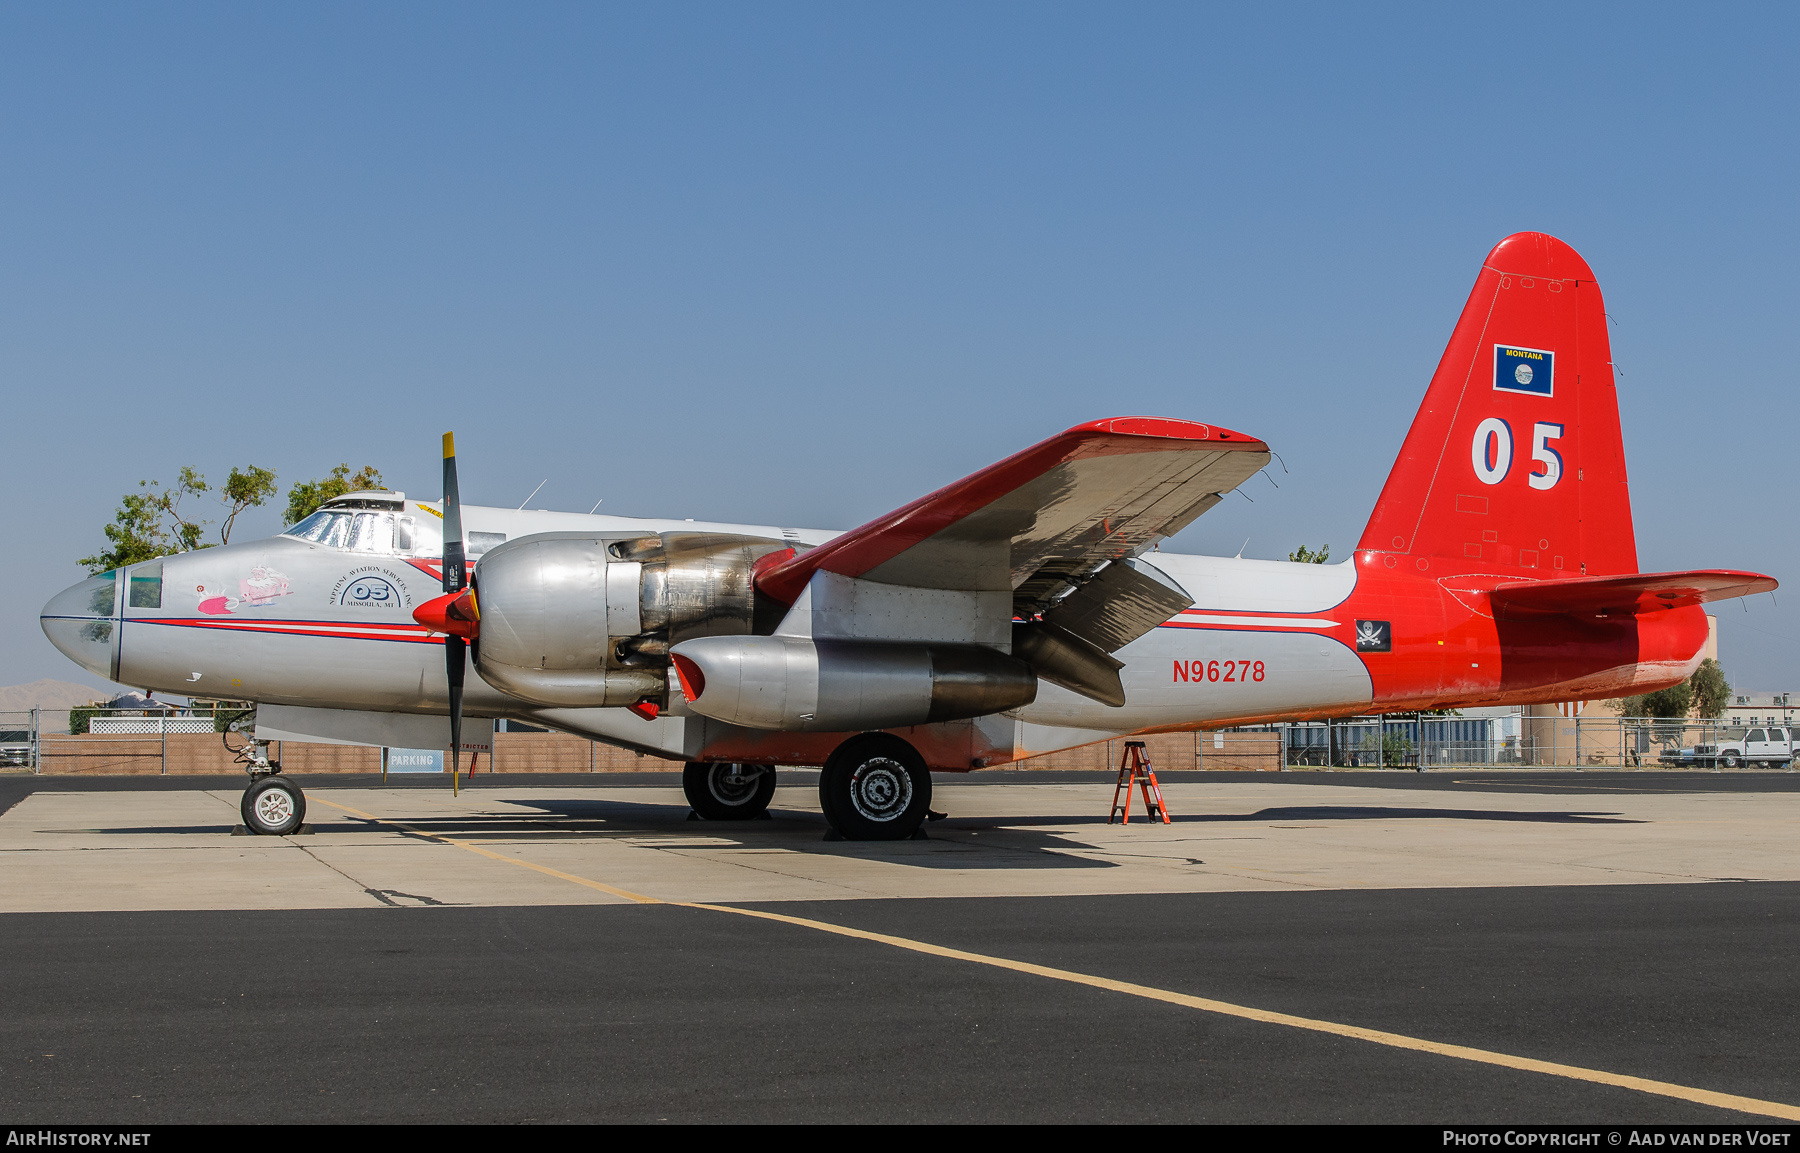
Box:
472 531 789 708
668 635 1037 731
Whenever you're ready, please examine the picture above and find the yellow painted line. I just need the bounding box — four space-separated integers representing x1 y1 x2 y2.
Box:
679 901 1800 1121
308 795 660 904
307 794 1800 1120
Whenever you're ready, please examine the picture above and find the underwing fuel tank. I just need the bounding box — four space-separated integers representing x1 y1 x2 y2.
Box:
471 530 792 708
668 635 1037 732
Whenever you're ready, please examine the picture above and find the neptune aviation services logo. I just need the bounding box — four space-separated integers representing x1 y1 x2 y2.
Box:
330 566 413 610
1494 345 1554 397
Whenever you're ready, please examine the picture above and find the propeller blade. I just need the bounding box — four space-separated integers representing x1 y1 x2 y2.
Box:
447 634 465 797
442 431 467 796
442 431 465 594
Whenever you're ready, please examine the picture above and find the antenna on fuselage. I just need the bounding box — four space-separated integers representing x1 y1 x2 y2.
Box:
589 499 603 514
1235 539 1249 559
517 479 547 510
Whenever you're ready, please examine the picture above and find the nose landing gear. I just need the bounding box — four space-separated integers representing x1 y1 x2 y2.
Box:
234 733 307 836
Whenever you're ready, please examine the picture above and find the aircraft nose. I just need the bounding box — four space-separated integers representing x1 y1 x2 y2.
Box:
41 571 120 680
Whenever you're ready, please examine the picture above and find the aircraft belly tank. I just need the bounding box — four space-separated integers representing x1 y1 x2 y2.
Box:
668 635 1036 731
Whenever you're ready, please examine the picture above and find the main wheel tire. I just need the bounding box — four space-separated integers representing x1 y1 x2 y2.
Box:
818 734 931 841
1721 752 1741 768
683 762 776 820
242 776 305 835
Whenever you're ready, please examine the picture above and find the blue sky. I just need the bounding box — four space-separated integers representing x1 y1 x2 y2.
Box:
3 3 1796 693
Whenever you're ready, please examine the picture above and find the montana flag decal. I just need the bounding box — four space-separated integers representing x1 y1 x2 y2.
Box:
1494 344 1554 397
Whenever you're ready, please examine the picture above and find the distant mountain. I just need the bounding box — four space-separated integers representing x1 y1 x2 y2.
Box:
0 678 112 714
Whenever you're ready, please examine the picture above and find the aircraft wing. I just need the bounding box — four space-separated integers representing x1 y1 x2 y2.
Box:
755 417 1271 625
1490 569 1778 619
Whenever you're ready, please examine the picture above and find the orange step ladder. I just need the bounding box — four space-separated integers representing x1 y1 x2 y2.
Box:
1109 740 1171 824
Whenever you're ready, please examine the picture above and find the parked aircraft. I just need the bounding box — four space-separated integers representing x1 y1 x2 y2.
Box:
42 233 1775 839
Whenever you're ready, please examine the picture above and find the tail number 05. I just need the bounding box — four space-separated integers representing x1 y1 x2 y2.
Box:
1472 419 1563 489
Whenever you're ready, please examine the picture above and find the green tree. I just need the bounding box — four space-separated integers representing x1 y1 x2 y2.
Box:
1618 680 1695 719
1288 544 1330 563
219 465 278 545
285 464 385 525
79 468 212 574
1615 658 1731 719
1689 658 1731 718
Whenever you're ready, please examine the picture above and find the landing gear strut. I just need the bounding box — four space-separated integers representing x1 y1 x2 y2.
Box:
683 762 776 820
237 737 306 836
818 733 932 841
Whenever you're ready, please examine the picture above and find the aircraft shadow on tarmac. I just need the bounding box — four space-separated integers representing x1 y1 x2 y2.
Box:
505 798 1119 870
75 797 1121 870
77 801 1639 868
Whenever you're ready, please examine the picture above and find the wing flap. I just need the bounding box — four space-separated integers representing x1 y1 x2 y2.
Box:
1041 557 1193 653
1490 569 1777 619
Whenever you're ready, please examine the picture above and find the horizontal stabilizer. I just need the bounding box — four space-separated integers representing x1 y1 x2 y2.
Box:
1489 569 1777 619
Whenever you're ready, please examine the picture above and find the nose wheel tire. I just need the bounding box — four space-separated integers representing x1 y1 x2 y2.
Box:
818 734 931 841
241 777 306 836
683 762 777 820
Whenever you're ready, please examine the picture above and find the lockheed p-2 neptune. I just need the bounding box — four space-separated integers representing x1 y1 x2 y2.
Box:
42 233 1776 839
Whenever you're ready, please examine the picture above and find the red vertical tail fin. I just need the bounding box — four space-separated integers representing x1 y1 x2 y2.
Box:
1357 233 1637 578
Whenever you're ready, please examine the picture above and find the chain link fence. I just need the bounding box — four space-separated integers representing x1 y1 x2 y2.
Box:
1269 713 1792 769
3 705 1780 775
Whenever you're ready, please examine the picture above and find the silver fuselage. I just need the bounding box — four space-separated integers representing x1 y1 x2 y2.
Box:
43 501 1368 768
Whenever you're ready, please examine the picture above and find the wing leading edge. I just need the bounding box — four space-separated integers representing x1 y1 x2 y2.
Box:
755 417 1271 621
755 417 1270 708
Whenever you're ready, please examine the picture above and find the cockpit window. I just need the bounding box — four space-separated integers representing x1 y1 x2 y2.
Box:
348 512 391 552
287 511 339 543
285 510 396 553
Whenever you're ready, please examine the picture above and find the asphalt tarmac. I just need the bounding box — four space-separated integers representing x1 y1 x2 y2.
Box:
2 770 1796 1124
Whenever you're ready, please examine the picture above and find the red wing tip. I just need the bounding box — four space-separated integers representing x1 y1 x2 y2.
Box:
1073 416 1266 449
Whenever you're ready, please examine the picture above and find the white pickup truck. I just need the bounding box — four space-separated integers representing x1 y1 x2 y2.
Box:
1662 726 1797 768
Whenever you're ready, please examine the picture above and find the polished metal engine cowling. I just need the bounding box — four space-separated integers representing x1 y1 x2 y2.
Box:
668 635 1037 731
472 531 789 708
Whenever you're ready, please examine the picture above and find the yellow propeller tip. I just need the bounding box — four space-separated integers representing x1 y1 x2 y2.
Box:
442 432 455 458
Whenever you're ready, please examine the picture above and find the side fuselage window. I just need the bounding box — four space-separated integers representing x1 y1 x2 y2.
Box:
467 531 506 556
128 562 163 609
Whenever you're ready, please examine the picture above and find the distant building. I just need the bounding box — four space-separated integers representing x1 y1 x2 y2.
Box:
1725 691 1799 729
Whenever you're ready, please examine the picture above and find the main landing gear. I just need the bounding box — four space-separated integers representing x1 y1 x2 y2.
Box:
818 733 932 841
238 738 307 836
683 762 777 820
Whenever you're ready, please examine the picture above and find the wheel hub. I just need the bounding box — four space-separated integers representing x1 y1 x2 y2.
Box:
848 757 911 822
707 764 764 806
255 789 293 826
